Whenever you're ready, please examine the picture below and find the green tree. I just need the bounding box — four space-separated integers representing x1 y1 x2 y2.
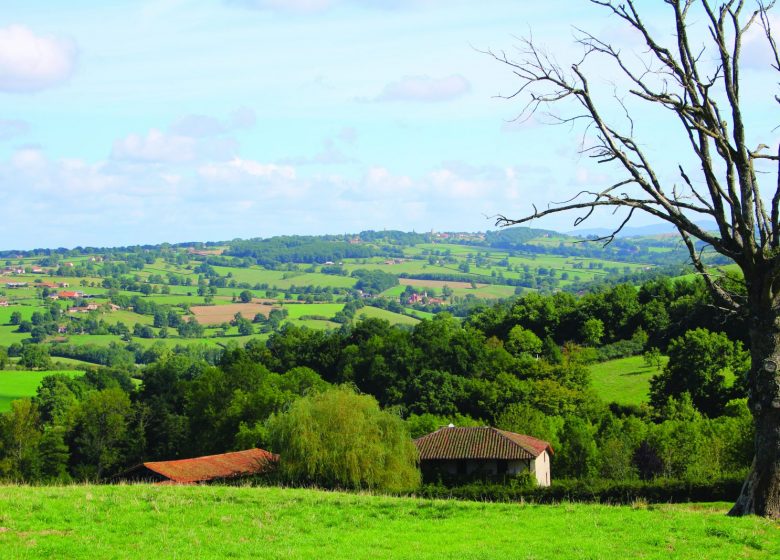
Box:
580 318 604 347
19 344 52 370
239 290 253 303
650 329 749 417
0 399 42 480
505 325 542 358
266 386 420 492
69 388 134 479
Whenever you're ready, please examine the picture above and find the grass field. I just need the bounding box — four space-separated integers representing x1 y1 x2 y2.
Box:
589 355 668 406
0 370 82 411
0 485 776 559
355 306 420 326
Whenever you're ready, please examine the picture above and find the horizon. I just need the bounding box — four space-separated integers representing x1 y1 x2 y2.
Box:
2 1 774 250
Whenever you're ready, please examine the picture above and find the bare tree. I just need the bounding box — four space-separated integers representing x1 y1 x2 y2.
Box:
490 0 780 518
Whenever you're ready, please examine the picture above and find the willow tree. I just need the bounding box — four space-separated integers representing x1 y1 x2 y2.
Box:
491 0 780 517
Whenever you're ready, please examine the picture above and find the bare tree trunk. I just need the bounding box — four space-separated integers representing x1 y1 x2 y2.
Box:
730 310 780 519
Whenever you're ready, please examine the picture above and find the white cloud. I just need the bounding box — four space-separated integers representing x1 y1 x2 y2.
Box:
111 129 197 163
170 114 227 138
0 119 29 140
0 25 77 93
230 106 257 129
198 157 297 181
374 75 471 102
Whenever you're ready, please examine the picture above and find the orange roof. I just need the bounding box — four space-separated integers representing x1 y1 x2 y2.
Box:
128 448 278 484
414 426 552 461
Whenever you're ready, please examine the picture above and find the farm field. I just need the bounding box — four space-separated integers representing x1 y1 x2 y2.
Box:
356 306 420 326
589 355 668 406
0 485 776 559
0 370 82 411
190 302 278 325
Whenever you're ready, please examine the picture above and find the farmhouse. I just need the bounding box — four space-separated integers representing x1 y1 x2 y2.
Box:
414 426 552 486
116 448 278 484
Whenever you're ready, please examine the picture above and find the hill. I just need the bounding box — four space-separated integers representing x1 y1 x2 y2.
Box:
0 485 776 559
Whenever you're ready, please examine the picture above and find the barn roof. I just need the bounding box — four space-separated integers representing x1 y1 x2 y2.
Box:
122 448 278 484
414 427 552 461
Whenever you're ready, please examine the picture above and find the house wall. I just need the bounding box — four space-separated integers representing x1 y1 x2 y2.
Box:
533 450 551 487
420 459 533 479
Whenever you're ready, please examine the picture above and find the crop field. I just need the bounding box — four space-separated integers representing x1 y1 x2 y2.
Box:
589 355 668 406
189 303 278 325
0 370 82 411
0 485 776 559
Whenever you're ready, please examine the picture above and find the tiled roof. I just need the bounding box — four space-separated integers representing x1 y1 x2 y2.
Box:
414 427 552 461
137 448 278 483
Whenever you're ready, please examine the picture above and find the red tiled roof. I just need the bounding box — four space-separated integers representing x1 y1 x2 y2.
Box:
414 427 552 461
137 448 278 484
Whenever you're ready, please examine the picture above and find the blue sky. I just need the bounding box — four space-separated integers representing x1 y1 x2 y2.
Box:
0 0 776 249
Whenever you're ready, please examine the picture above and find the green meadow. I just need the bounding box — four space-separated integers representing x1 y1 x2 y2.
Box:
589 355 668 406
0 485 776 559
0 370 82 411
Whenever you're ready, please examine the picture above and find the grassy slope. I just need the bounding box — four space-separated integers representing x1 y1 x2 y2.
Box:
0 370 82 411
0 486 776 559
589 355 668 406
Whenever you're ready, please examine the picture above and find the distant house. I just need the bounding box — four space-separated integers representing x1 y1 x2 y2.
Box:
116 448 278 484
58 291 84 299
0 300 8 307
414 426 553 486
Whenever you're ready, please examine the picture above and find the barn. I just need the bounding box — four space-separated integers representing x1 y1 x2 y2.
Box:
117 448 278 484
414 426 553 486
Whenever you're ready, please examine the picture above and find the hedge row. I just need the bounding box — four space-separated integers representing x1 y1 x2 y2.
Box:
413 476 746 505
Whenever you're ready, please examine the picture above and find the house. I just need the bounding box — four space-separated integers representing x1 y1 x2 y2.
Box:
414 426 553 486
115 448 278 484
58 290 84 299
0 300 8 307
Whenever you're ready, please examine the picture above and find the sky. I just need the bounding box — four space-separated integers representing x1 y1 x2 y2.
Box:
0 0 776 249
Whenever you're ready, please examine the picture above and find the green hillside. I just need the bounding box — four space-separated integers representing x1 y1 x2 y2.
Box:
0 485 775 559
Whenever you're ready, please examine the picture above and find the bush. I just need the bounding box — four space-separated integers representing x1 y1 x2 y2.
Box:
266 386 420 493
414 475 746 504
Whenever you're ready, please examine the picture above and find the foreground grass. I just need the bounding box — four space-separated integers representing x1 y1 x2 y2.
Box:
0 485 777 559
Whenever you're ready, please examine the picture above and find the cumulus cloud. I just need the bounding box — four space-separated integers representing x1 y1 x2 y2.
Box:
199 157 297 182
112 108 251 163
111 129 197 163
0 118 29 140
0 25 77 93
170 114 227 138
230 106 257 129
374 74 471 102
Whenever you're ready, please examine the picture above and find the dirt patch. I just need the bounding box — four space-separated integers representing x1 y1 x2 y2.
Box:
189 303 281 325
399 278 486 290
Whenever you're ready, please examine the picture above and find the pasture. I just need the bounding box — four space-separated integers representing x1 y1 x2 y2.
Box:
0 370 82 411
0 485 776 559
589 355 668 406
